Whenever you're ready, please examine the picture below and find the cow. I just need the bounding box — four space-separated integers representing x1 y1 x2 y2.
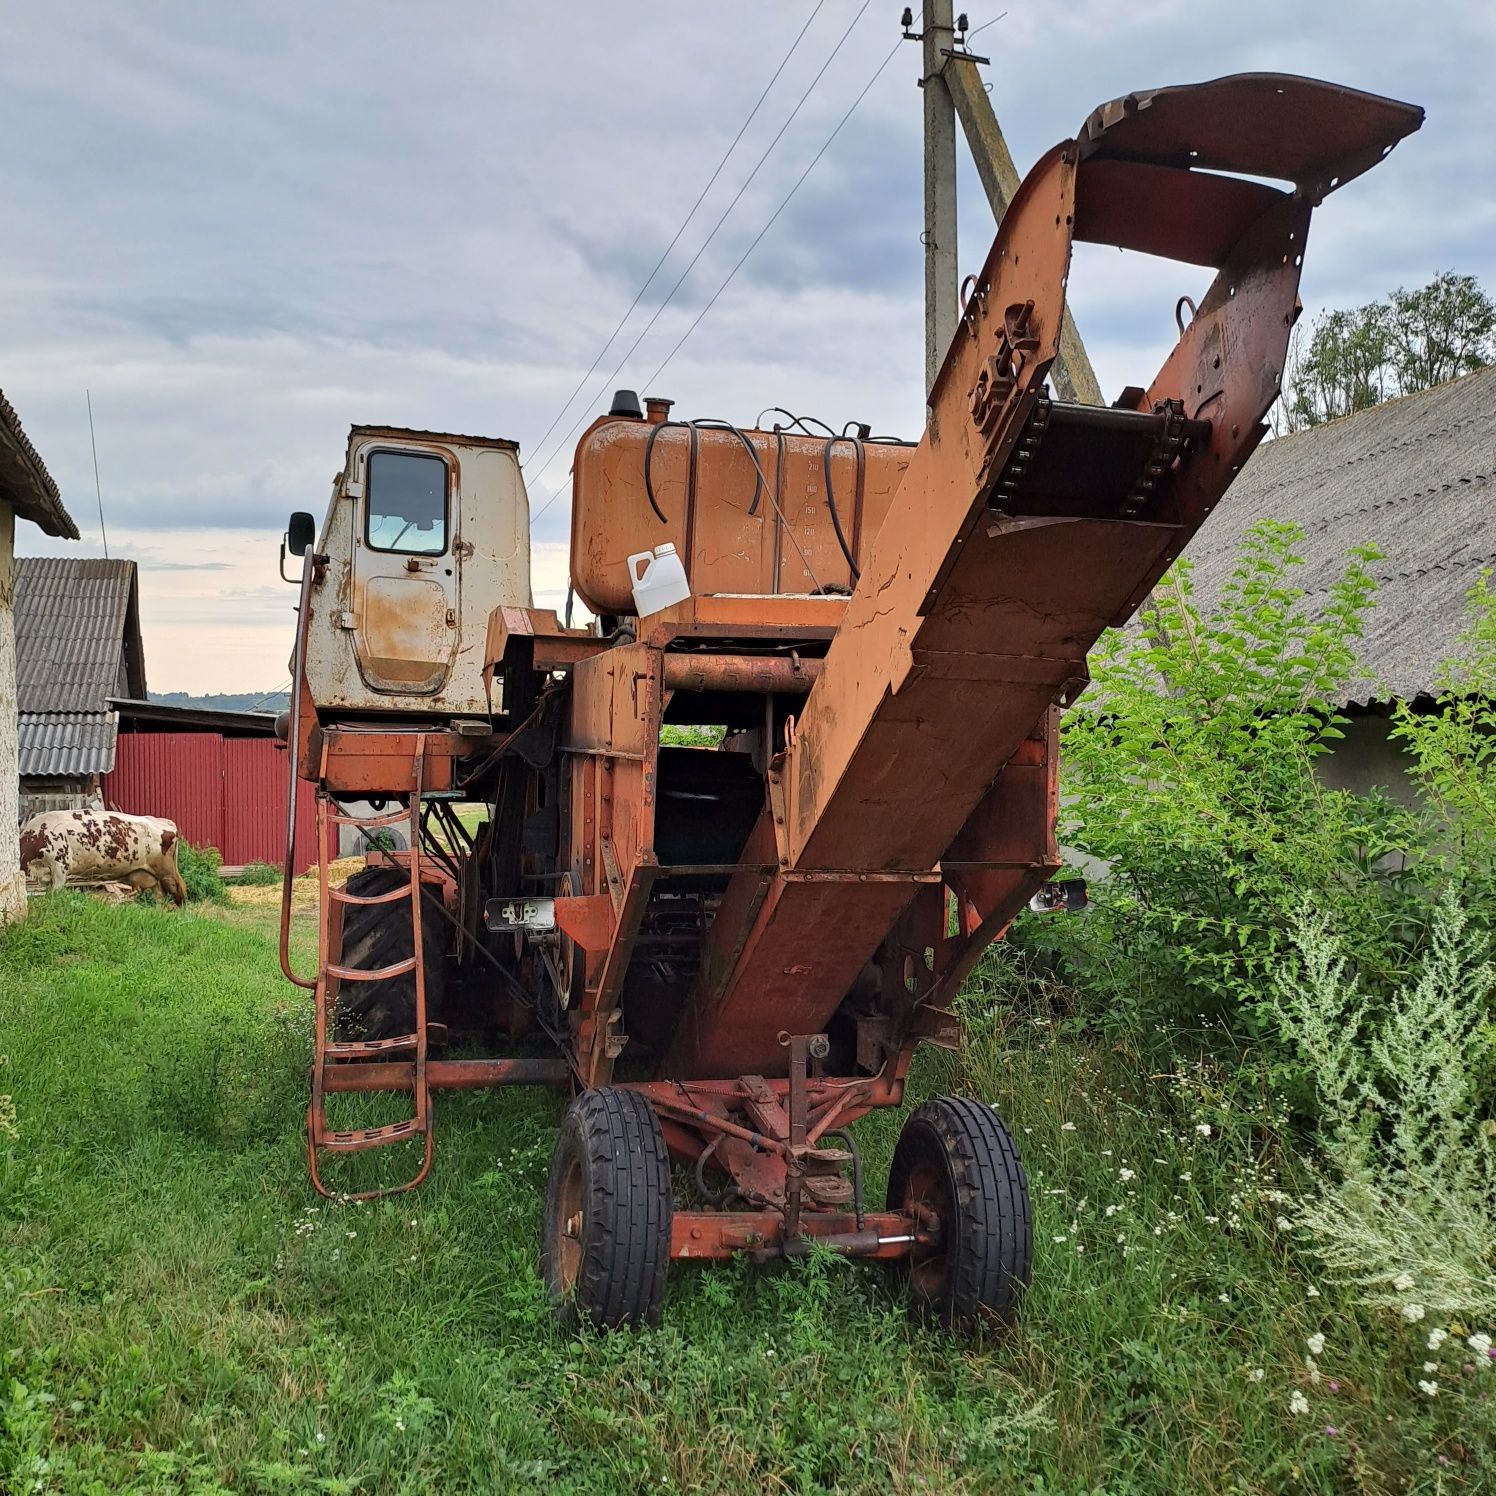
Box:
18 810 188 906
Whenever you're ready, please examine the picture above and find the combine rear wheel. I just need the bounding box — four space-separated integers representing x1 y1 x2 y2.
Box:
887 1096 1031 1332
332 865 447 1040
542 1088 673 1329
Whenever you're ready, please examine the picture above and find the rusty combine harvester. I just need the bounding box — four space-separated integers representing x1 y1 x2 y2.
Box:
278 75 1421 1329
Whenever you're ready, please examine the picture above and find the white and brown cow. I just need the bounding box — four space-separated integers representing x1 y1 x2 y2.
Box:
18 810 189 906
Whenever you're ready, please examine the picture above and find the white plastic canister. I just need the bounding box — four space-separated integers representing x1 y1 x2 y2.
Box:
626 542 691 618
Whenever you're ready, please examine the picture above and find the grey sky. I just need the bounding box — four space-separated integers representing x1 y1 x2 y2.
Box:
5 1 1491 690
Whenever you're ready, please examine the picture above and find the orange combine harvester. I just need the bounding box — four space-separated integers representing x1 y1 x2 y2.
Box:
277 75 1421 1329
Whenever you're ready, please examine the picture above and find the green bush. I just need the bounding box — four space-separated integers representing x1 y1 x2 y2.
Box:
225 859 282 887
1274 885 1496 1320
1030 519 1427 1069
175 839 228 903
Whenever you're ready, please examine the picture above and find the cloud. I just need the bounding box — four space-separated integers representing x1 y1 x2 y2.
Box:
5 0 1491 690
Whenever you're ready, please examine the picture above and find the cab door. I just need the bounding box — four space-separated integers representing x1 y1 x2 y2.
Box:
349 444 461 695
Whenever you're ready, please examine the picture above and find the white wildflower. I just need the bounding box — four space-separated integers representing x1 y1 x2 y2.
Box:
1053 1235 1068 1243
1424 1362 1439 1373
1402 1303 1427 1323
1469 1333 1492 1355
1289 1390 1309 1415
1306 1286 1320 1298
1276 1216 1293 1231
1393 1272 1416 1292
1418 1379 1438 1397
1248 1367 1266 1383
1196 1123 1212 1137
1427 1328 1448 1350
395 1417 406 1432
1119 1168 1136 1182
1105 1204 1119 1217
1061 1121 1076 1132
1179 1172 1191 1182
1306 1333 1325 1356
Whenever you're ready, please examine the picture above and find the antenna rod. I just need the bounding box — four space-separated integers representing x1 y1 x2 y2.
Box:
86 388 109 559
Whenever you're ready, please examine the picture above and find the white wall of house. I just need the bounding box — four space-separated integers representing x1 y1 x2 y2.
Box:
0 503 23 923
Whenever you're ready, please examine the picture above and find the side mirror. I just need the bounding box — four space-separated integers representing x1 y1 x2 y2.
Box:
287 511 316 557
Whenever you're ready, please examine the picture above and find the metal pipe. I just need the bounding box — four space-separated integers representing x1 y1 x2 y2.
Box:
321 1057 571 1093
279 557 319 989
662 654 822 695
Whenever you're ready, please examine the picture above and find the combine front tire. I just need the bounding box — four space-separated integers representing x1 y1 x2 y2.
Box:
542 1088 673 1329
887 1096 1032 1332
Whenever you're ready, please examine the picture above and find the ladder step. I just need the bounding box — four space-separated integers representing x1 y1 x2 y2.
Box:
327 806 413 829
324 1034 420 1059
314 1117 425 1151
325 954 418 983
329 881 416 907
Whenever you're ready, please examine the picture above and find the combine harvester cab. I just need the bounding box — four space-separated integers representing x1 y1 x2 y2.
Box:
285 74 1421 1331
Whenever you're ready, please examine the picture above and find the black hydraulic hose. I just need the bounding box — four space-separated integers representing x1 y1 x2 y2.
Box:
821 435 864 582
821 1128 865 1230
758 405 837 438
643 419 693 524
687 418 768 517
644 417 769 522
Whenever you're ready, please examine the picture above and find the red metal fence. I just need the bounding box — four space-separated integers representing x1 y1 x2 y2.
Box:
104 732 323 872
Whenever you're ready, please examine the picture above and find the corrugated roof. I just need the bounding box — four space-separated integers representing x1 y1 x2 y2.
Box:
18 711 118 778
0 389 79 539
14 557 147 714
112 697 279 736
1172 364 1496 705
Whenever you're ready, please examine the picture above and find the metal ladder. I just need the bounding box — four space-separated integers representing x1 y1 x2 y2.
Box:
307 737 433 1200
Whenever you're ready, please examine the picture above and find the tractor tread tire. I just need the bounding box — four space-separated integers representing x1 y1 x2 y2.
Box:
887 1095 1031 1332
331 865 446 1040
543 1088 672 1330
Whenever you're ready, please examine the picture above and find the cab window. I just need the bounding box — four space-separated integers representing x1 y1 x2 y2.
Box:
365 450 448 555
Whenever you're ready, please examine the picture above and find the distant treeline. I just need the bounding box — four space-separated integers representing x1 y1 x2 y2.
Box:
148 690 291 714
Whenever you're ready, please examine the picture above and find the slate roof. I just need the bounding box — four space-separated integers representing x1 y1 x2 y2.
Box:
14 557 147 777
0 389 78 538
1179 364 1496 705
17 713 119 778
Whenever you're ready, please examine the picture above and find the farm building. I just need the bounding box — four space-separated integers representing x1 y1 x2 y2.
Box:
14 554 146 822
1 391 78 923
1178 363 1495 799
103 698 324 873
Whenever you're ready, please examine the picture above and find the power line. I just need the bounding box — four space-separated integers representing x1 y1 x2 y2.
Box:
85 389 109 559
642 36 903 392
243 678 293 712
522 0 829 467
526 0 875 499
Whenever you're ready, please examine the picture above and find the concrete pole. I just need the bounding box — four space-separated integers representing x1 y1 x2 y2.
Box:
922 0 959 399
943 55 1104 407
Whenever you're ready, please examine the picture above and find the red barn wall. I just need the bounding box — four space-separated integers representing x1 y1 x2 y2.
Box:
104 732 323 872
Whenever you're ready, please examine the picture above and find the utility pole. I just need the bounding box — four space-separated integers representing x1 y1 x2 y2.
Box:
909 10 1104 407
919 0 958 399
942 56 1103 406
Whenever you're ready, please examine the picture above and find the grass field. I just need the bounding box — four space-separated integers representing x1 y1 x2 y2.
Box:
2 893 1487 1494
